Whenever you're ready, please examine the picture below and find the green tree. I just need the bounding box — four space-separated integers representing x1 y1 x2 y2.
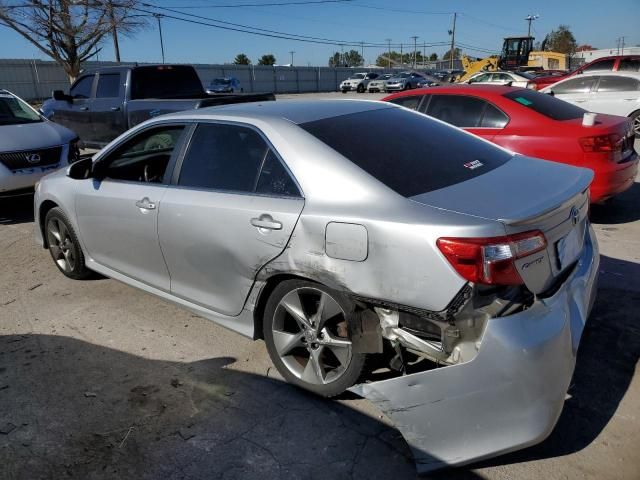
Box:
258 54 276 65
442 48 461 60
328 49 363 67
375 50 423 67
429 52 438 61
233 53 251 65
542 25 577 55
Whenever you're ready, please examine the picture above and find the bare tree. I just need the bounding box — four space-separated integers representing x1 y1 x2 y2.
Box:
0 1 147 81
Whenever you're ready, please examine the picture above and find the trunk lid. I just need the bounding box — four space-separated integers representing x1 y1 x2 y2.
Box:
412 155 593 294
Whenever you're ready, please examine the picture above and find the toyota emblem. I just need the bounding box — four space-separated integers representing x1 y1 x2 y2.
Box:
25 153 41 164
570 206 579 226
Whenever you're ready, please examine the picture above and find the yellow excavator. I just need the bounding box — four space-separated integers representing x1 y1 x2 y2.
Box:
457 36 566 82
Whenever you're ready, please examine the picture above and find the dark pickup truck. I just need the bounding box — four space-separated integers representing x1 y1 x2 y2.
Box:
41 64 275 148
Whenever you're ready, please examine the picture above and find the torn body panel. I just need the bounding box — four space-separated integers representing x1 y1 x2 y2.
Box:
349 226 599 474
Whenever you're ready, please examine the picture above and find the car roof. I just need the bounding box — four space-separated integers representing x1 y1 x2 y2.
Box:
163 99 393 124
385 84 525 99
556 71 640 79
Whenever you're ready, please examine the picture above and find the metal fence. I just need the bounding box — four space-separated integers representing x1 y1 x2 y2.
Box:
0 58 464 101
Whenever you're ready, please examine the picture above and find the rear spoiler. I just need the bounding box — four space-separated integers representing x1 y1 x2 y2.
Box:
198 92 276 108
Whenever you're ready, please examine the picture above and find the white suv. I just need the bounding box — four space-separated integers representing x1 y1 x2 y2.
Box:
340 72 379 93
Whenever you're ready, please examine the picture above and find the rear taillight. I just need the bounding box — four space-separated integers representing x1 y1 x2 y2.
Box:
579 133 622 153
436 230 547 286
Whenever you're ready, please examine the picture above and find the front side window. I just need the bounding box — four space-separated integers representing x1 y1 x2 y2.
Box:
178 123 300 197
388 95 424 110
0 92 42 125
582 59 615 72
551 76 597 94
426 95 486 128
101 126 185 183
96 73 121 98
470 73 491 83
70 75 95 99
300 107 512 198
596 76 640 92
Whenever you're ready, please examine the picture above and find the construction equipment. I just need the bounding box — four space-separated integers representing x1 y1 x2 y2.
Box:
457 36 566 82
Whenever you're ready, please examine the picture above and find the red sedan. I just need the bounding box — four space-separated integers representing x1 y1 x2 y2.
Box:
382 85 638 203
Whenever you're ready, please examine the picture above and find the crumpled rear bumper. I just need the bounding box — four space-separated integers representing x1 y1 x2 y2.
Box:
350 225 599 474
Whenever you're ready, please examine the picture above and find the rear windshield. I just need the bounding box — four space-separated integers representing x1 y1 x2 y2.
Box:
131 66 204 99
503 89 585 120
300 107 512 197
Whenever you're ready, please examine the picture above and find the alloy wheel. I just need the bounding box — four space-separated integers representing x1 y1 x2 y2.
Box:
633 114 640 137
271 287 352 385
46 218 76 273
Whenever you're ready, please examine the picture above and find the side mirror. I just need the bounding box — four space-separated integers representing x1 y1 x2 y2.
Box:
53 90 70 102
66 157 92 180
547 89 555 96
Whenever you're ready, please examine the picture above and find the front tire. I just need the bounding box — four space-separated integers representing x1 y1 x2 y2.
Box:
630 110 640 137
45 207 92 280
263 279 366 397
357 83 365 93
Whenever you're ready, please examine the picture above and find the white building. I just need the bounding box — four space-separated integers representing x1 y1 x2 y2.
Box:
575 46 640 61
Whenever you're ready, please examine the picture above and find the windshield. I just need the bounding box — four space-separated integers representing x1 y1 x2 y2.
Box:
349 74 366 79
130 65 205 99
211 78 231 85
503 89 586 121
300 107 511 197
0 92 42 125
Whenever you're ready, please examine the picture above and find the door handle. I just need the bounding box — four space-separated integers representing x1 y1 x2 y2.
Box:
574 100 587 103
111 106 121 111
79 106 89 111
135 197 156 210
251 216 282 231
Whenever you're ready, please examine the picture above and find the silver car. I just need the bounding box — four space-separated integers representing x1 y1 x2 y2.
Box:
34 100 598 473
0 90 78 196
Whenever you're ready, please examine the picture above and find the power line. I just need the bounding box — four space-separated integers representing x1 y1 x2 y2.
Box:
147 0 355 8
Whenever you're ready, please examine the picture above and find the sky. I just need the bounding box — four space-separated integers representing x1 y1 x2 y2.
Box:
1 0 639 67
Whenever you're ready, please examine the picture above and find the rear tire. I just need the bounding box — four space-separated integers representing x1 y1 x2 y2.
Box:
263 279 366 397
357 83 365 93
630 110 640 138
45 208 92 280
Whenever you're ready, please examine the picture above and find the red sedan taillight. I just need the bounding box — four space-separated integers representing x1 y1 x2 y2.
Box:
579 133 623 153
436 231 547 286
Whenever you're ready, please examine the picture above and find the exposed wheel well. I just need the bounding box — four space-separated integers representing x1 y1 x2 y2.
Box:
38 200 59 248
252 273 318 340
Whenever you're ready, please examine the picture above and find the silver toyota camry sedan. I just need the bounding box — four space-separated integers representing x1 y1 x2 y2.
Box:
34 100 599 472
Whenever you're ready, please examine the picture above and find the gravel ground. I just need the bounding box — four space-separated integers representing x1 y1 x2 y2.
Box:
0 111 639 478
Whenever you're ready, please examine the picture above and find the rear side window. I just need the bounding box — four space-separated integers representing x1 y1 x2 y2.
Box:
179 123 268 192
70 75 94 99
300 107 512 197
388 95 423 110
256 150 300 197
552 76 597 94
619 58 640 72
582 59 615 72
503 89 585 120
426 95 485 128
481 104 509 128
596 76 640 92
96 73 121 98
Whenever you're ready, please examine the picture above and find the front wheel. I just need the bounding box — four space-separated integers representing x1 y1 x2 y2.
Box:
630 110 640 137
45 207 92 280
357 83 365 93
263 280 366 397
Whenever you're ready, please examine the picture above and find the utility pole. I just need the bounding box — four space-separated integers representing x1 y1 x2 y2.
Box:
385 38 391 68
422 42 426 68
448 12 457 69
340 44 344 67
106 0 120 63
153 14 165 64
400 43 403 66
289 50 295 66
525 14 539 37
411 36 418 68
360 41 364 66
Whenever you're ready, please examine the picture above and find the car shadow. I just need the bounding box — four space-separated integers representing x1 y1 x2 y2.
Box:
0 334 482 480
0 194 35 225
462 254 640 472
590 181 640 225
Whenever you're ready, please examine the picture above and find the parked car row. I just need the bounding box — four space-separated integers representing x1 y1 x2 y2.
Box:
339 71 440 93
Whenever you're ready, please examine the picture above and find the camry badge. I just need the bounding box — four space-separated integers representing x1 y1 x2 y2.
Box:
25 153 41 164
